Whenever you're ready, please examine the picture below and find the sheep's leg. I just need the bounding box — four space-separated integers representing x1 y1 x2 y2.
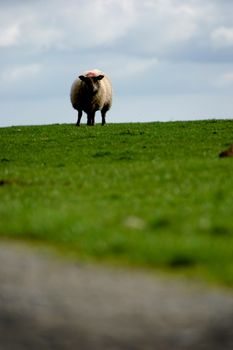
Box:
76 110 82 126
91 112 96 126
87 112 95 126
101 109 107 126
87 113 93 126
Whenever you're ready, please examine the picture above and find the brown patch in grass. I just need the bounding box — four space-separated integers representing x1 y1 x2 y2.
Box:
219 144 233 158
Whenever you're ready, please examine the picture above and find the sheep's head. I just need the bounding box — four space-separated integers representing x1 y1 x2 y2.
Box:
79 74 104 95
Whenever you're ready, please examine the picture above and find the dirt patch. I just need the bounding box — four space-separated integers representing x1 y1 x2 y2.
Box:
219 144 233 157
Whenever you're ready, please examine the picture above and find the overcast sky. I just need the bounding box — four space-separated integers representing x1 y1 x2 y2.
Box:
0 0 233 126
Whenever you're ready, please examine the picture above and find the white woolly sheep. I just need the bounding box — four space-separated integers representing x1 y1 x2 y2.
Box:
70 69 112 126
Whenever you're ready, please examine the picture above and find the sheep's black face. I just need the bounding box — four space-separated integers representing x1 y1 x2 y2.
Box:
79 75 104 95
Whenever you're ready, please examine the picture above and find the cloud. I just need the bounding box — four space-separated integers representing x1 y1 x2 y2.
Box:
110 55 158 79
0 0 137 51
0 24 20 47
103 0 224 61
0 63 42 99
0 3 63 51
61 0 137 48
4 63 42 82
142 0 207 42
211 27 233 48
0 0 233 62
215 71 233 88
0 1 210 51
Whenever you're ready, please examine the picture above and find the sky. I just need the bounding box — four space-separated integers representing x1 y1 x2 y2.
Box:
0 0 233 127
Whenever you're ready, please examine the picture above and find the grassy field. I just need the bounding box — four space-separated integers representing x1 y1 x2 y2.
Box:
0 120 233 286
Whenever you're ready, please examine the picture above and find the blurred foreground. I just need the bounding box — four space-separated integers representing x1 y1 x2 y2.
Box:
0 242 232 350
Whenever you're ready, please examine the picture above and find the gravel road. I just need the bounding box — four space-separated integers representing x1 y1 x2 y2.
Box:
0 241 232 350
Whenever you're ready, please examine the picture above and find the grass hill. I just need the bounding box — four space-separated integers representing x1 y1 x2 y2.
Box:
0 120 233 286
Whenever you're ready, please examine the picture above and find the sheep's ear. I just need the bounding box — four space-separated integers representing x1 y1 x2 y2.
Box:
79 75 86 81
97 75 104 80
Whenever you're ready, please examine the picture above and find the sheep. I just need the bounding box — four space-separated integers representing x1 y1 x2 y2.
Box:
70 69 112 126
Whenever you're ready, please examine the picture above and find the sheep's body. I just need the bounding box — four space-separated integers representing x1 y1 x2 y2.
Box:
70 69 112 126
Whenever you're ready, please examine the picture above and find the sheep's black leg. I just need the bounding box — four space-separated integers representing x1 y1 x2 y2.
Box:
87 112 95 126
91 112 96 126
76 110 82 126
101 110 106 126
87 113 92 126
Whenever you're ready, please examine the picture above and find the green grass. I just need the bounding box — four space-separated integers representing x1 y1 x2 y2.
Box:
1 120 233 286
